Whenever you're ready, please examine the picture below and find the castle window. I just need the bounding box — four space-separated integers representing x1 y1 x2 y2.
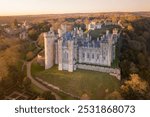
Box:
92 54 94 59
82 53 85 58
87 53 90 58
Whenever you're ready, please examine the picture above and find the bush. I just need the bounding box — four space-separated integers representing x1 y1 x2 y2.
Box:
41 91 56 100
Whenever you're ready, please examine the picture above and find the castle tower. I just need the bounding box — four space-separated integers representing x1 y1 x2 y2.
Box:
58 39 63 71
68 40 74 72
44 28 55 69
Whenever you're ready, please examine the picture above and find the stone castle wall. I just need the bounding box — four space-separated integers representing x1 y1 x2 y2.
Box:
44 33 54 69
78 45 111 67
77 64 121 80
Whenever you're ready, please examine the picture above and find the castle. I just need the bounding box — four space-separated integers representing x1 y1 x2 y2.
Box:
44 24 118 72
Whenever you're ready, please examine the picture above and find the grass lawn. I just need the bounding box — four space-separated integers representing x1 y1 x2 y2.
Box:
30 83 44 94
31 62 120 99
89 25 121 39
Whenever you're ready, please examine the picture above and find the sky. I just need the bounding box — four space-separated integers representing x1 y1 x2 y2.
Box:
0 0 150 16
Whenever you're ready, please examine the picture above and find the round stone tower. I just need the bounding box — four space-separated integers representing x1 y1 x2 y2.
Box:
44 28 55 69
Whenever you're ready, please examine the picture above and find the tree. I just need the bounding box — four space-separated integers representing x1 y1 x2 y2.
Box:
41 91 56 100
0 79 5 99
14 19 18 26
137 53 146 68
26 51 34 60
8 65 19 84
0 87 4 99
128 40 142 51
28 29 39 41
12 19 18 28
111 15 118 23
8 65 24 86
120 74 149 99
143 31 150 40
129 63 139 74
127 24 134 31
120 60 130 79
37 22 50 32
37 33 44 49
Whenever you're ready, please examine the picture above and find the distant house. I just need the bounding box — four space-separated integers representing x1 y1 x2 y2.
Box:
87 21 102 30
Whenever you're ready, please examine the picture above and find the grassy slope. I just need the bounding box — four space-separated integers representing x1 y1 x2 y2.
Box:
30 83 44 94
32 63 120 99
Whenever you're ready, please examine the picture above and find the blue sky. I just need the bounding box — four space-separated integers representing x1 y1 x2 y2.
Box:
0 0 150 16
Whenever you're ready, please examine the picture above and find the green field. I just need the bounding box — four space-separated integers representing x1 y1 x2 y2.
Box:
31 63 120 99
30 83 44 94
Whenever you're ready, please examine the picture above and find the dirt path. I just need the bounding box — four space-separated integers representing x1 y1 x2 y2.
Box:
26 60 61 99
